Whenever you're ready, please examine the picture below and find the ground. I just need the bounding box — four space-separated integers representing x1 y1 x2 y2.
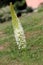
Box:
0 12 43 65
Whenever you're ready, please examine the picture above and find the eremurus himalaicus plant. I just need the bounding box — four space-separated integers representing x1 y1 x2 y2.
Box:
10 2 26 49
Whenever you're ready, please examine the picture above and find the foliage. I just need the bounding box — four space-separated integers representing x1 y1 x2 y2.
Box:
26 7 33 13
0 0 26 8
38 6 43 12
38 3 43 12
14 0 26 16
0 12 43 65
0 0 26 17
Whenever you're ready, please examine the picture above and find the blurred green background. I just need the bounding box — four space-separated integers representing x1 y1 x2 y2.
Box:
0 0 33 23
0 0 43 65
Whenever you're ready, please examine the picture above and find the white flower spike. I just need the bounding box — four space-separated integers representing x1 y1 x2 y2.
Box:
10 2 26 49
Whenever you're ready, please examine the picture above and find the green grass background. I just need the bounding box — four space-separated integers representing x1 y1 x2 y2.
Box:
0 12 43 65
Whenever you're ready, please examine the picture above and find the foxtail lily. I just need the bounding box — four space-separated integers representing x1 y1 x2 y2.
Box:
10 2 26 49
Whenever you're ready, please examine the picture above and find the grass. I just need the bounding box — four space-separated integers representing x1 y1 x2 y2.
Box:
0 12 43 65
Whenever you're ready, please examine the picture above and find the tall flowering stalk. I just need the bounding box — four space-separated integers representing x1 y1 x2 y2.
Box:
10 2 26 49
